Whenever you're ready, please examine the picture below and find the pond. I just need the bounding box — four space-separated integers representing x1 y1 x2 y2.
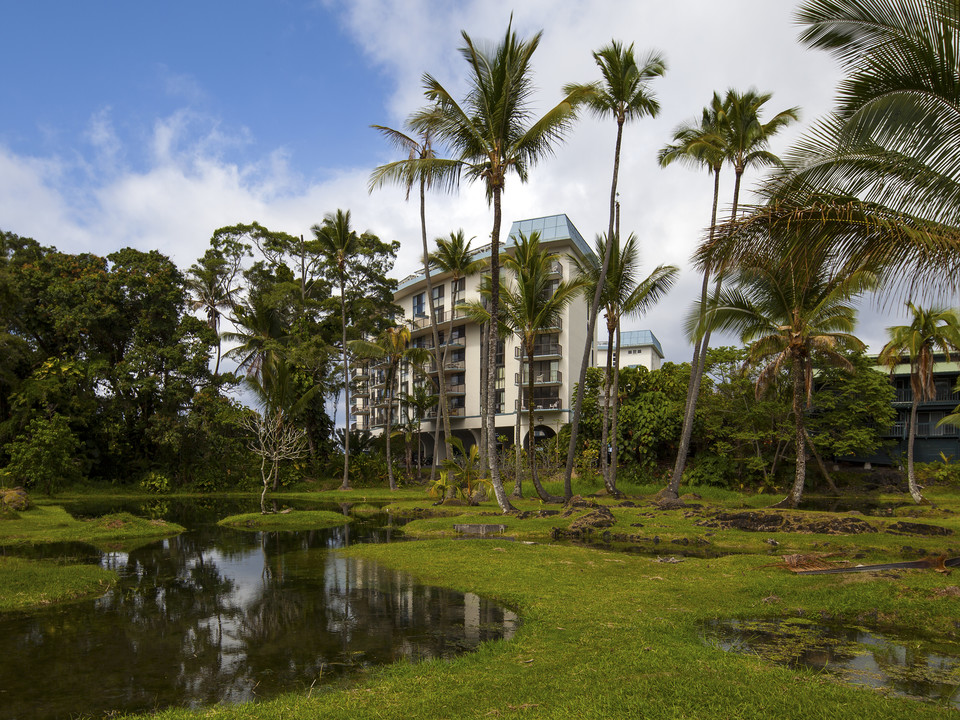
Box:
704 617 960 709
0 499 517 720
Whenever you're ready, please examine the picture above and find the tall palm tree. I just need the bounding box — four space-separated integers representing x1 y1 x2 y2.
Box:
574 232 678 495
500 231 585 503
186 249 243 376
221 298 289 379
726 1 960 297
427 230 485 466
369 114 456 472
311 209 360 491
659 89 799 500
658 94 728 494
879 303 960 504
562 41 666 499
411 20 587 513
351 325 429 491
700 244 876 508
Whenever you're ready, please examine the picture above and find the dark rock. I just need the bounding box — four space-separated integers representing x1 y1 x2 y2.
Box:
0 487 29 511
885 521 953 537
696 510 876 535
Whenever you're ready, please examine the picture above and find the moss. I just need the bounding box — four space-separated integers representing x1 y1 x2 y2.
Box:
218 509 351 531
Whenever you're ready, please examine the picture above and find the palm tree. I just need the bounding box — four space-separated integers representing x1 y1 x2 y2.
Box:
312 209 360 491
221 298 289 379
427 230 485 466
700 243 876 508
410 20 586 513
574 232 678 495
402 383 437 478
562 41 667 499
659 89 799 500
369 114 456 472
351 325 429 491
500 231 585 502
726 1 960 297
186 249 243 376
879 303 960 504
658 94 728 494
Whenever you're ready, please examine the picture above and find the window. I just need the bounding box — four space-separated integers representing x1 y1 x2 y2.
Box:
412 292 425 317
452 277 466 298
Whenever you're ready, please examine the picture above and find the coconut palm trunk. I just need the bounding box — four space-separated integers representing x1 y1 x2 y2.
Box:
514 344 524 497
600 319 615 491
907 389 921 503
526 339 562 503
339 282 351 490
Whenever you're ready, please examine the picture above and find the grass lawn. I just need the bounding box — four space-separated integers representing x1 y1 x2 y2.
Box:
218 509 351 531
126 483 960 720
0 505 185 548
0 556 116 611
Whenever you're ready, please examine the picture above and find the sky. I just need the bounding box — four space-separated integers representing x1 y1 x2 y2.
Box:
1 0 914 363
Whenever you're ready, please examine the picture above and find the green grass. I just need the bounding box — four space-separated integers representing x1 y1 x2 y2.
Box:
0 556 116 611
218 509 351 531
0 505 185 548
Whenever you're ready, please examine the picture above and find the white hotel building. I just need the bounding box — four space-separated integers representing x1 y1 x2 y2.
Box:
351 214 664 460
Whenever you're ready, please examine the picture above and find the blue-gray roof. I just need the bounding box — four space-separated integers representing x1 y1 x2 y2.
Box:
597 330 664 358
398 213 595 290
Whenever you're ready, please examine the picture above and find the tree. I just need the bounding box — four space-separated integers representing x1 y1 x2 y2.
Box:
412 20 586 514
350 325 428 491
700 243 876 508
562 40 666 499
727 1 960 299
312 210 361 491
574 232 677 494
501 231 584 502
369 115 456 473
242 409 308 514
879 303 960 503
427 230 485 469
660 89 799 500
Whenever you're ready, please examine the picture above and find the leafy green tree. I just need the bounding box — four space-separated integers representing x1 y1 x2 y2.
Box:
4 413 82 495
412 20 586 513
700 244 876 507
879 303 960 503
562 40 666 498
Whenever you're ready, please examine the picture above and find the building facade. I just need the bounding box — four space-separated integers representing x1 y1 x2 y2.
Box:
595 329 664 372
351 214 597 460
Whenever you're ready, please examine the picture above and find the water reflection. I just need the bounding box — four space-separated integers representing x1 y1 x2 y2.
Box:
0 502 517 720
705 617 960 708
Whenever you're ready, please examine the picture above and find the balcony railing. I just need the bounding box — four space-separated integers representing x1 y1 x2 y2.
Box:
350 405 370 415
516 344 562 359
425 406 467 419
547 260 563 276
515 370 562 385
426 359 466 373
516 398 562 411
886 420 960 438
411 307 470 331
894 387 960 403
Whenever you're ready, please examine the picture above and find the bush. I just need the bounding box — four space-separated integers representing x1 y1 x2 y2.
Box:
5 414 82 495
915 456 960 486
139 471 171 494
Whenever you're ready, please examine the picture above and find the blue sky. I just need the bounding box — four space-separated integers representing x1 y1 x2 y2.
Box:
0 1 910 360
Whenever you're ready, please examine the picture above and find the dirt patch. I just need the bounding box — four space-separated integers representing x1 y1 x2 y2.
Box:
561 495 601 517
104 519 126 529
551 505 616 539
884 521 954 537
514 509 560 519
696 511 876 535
933 586 960 598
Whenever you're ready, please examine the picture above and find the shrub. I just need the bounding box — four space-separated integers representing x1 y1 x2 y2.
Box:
5 414 82 495
139 471 171 494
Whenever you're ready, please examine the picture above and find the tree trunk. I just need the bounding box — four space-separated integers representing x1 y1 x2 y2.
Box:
773 359 807 509
479 322 489 475
564 119 626 499
419 178 452 475
665 166 722 498
803 427 839 494
487 186 515 513
608 323 624 497
385 366 396 491
907 394 924 503
528 340 563 503
513 342 524 498
339 282 351 490
600 321 615 493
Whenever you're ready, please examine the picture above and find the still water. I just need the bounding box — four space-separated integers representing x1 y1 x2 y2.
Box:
0 499 517 720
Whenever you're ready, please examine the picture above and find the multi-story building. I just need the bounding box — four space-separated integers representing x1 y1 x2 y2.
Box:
352 214 596 460
595 329 665 372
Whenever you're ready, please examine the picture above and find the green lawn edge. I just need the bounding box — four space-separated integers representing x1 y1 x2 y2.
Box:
218 509 351 531
0 505 185 547
0 556 117 612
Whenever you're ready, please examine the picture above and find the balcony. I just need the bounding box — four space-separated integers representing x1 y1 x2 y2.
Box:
547 260 563 276
517 344 562 360
425 406 467 419
426 359 466 374
516 398 563 411
515 370 562 386
411 307 471 331
894 387 960 404
350 405 370 416
444 383 466 395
